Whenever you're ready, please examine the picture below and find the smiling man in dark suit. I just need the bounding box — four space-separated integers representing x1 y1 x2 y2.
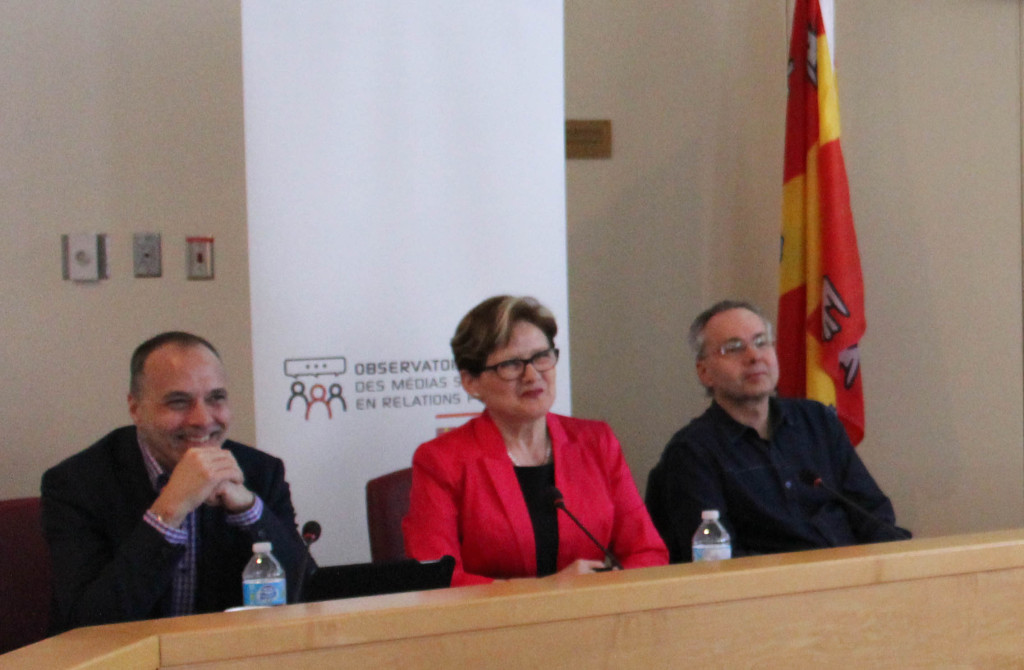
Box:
42 332 310 631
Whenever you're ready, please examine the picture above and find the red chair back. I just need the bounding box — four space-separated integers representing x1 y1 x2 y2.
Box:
0 497 52 653
365 468 412 563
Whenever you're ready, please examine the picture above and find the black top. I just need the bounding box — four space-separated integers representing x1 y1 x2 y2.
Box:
514 462 558 576
646 398 905 563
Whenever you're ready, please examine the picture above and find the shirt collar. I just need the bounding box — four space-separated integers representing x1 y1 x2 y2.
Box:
709 396 787 442
136 436 166 491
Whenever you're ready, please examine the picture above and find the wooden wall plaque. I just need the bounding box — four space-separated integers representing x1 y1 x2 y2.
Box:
566 119 612 159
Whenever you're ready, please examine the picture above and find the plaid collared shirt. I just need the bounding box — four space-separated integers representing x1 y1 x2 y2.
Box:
139 441 263 616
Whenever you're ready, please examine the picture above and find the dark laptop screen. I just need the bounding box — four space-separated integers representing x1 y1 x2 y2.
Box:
302 555 455 603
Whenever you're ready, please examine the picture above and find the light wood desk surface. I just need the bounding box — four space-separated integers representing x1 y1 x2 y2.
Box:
4 529 1024 668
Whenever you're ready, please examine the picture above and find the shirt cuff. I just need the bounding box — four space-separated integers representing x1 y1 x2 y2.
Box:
143 510 189 545
225 495 264 527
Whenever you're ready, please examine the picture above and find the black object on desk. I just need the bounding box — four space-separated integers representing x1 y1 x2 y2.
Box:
301 555 455 603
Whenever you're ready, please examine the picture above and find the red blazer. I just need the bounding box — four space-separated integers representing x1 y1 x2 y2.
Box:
403 412 667 586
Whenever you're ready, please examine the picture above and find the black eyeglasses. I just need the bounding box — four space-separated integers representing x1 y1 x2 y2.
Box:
481 348 559 381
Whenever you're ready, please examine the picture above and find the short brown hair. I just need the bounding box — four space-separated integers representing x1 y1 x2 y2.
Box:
129 331 220 397
451 296 557 375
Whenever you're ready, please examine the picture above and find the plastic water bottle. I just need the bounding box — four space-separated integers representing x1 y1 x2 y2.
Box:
692 509 732 562
242 541 287 606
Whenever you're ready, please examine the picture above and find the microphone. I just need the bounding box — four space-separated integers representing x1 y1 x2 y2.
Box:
301 520 322 545
799 470 911 540
293 520 321 603
546 486 623 571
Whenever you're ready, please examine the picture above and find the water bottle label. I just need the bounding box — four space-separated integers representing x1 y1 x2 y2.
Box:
692 544 732 562
243 578 286 606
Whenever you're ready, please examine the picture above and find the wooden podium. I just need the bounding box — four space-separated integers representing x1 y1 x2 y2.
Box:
5 529 1024 668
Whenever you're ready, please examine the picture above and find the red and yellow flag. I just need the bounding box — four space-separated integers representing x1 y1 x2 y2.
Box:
778 0 866 445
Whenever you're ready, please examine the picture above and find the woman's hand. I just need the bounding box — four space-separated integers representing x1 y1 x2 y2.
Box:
553 558 607 578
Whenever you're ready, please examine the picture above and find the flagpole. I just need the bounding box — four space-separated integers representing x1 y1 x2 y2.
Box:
820 0 834 66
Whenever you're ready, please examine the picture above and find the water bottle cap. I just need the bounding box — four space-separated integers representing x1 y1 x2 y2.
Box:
252 541 272 553
701 510 720 520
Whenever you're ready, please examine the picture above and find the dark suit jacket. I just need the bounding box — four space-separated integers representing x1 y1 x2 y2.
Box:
41 426 310 631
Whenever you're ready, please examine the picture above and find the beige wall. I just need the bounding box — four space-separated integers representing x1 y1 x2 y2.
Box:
840 1 1024 535
0 1 254 497
2 1 1022 541
565 0 1024 539
564 0 788 502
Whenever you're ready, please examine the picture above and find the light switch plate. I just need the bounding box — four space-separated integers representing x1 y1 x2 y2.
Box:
133 233 162 277
62 233 108 281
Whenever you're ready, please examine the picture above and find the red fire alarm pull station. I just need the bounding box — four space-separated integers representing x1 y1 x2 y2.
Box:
187 236 214 280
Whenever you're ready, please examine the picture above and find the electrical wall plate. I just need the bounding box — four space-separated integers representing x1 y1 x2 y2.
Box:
186 236 214 279
61 233 108 281
133 232 162 277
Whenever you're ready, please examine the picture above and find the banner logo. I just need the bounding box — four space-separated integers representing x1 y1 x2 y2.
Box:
284 357 349 420
282 354 472 421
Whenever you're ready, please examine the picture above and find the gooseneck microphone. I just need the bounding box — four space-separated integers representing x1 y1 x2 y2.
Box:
293 520 322 603
799 470 911 540
546 486 623 570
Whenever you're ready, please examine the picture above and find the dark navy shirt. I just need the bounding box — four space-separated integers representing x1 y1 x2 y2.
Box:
646 397 903 563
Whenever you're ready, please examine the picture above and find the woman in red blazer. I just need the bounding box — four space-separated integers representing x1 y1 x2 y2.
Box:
403 296 667 586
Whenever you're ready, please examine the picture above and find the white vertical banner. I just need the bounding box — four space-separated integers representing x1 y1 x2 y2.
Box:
241 2 569 565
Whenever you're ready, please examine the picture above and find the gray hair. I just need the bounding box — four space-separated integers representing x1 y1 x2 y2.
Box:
688 300 773 361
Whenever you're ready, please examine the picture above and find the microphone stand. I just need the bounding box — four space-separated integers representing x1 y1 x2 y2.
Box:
548 487 623 570
293 521 321 604
800 470 911 541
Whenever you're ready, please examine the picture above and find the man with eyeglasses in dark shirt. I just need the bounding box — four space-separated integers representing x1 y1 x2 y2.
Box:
646 300 907 562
